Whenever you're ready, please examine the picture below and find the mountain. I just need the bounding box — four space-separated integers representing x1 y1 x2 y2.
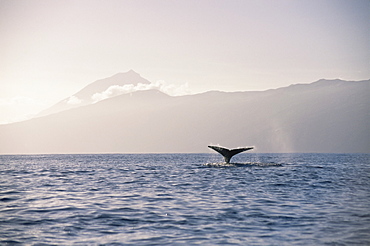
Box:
0 77 369 154
37 70 150 117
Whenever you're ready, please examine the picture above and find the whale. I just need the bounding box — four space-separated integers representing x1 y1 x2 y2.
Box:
208 145 254 163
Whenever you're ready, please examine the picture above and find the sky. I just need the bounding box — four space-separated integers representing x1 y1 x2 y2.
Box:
0 0 369 124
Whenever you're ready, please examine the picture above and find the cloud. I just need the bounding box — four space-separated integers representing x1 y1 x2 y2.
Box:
154 80 190 97
66 96 83 105
0 96 46 106
91 81 190 103
0 96 49 124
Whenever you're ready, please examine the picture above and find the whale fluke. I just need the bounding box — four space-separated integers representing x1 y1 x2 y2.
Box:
208 145 253 163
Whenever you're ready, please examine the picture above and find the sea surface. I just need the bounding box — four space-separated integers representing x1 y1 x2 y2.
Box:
0 153 369 245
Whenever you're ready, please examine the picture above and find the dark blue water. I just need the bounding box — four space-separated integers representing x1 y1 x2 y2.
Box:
0 153 369 245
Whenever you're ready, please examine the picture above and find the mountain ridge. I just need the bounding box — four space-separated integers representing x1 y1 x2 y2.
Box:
0 76 368 154
37 70 369 119
72 70 150 100
37 70 151 117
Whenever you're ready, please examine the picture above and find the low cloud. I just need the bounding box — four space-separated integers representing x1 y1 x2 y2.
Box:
66 96 83 105
0 96 46 106
155 80 190 97
0 96 48 124
92 81 190 103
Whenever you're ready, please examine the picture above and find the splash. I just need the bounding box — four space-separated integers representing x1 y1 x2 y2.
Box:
204 162 283 167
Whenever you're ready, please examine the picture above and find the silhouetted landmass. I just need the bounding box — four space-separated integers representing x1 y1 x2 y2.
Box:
0 73 368 154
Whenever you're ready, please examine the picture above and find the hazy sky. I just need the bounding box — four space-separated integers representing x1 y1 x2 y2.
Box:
0 0 369 123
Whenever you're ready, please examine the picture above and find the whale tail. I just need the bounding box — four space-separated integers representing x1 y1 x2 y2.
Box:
208 145 253 163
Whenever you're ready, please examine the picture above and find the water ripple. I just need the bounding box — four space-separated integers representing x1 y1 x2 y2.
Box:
0 153 369 245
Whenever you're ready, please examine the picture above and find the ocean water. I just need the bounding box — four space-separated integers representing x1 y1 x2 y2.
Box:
0 153 369 245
